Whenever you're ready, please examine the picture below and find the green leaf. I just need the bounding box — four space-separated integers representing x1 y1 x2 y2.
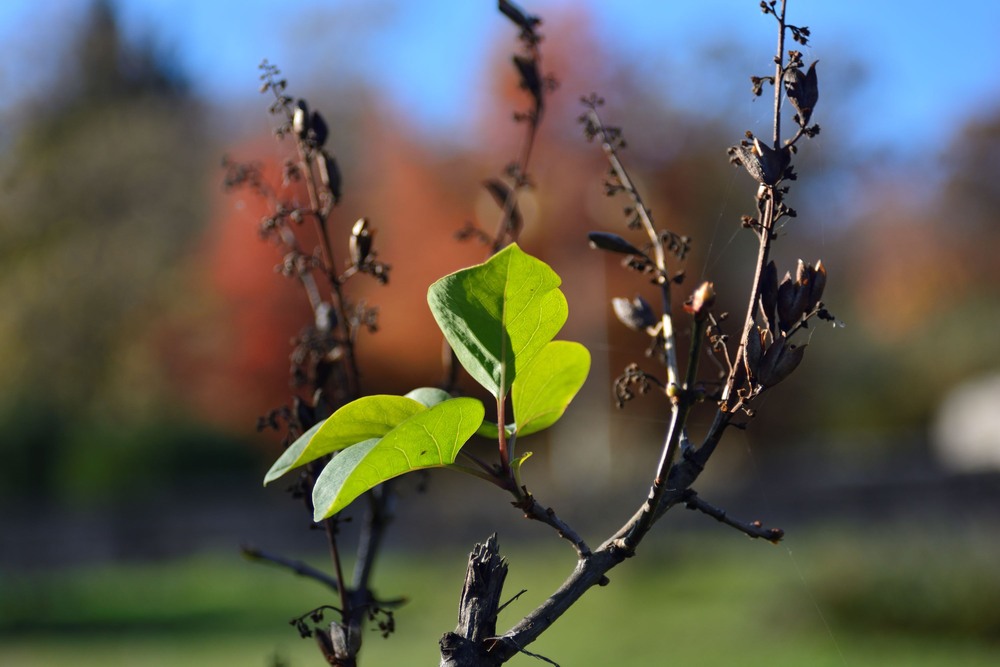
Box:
312 397 485 520
510 451 533 488
512 340 591 437
475 420 515 440
404 386 452 408
427 244 567 400
263 395 426 485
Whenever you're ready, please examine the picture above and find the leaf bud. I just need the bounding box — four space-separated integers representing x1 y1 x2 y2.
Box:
683 281 716 321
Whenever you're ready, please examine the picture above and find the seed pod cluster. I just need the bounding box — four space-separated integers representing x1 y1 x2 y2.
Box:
780 260 825 332
759 259 826 335
744 259 828 390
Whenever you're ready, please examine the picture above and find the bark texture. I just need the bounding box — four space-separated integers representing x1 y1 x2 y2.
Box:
439 535 508 667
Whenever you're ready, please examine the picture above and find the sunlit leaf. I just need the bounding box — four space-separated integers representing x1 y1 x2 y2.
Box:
312 397 485 520
263 395 426 485
427 244 567 400
512 341 590 437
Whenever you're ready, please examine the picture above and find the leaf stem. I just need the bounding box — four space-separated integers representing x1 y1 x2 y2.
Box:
497 396 510 473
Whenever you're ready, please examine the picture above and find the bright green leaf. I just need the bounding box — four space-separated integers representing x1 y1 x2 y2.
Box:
263 395 426 485
312 397 485 520
513 340 590 437
427 244 567 400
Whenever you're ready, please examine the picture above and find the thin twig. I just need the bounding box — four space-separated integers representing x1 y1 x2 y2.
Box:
512 492 591 558
242 545 342 592
683 491 784 543
585 107 679 388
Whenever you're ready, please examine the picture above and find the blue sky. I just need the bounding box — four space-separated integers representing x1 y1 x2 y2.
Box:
3 0 1000 156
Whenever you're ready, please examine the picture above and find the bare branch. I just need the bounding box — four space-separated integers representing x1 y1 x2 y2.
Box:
241 545 342 592
683 491 785 543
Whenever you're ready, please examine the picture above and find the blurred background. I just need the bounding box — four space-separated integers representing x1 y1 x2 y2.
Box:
2 0 999 665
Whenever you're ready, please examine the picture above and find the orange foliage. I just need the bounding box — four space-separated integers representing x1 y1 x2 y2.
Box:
852 193 974 343
167 147 314 431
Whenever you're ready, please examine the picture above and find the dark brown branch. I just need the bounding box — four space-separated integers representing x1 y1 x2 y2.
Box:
511 491 591 557
489 544 626 663
683 491 784 543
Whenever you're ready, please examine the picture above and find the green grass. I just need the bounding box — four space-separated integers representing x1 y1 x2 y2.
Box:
2 527 999 666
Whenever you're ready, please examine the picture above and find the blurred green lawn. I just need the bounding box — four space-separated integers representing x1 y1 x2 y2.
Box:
2 526 998 666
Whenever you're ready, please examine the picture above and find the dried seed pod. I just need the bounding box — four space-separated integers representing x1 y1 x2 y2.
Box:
753 138 791 185
728 143 765 183
776 273 798 333
795 258 810 285
791 263 811 319
292 100 309 139
728 138 790 186
807 260 827 311
612 295 657 332
588 231 642 255
499 0 540 31
759 260 779 332
757 339 806 387
349 217 373 266
316 150 342 204
513 54 542 110
776 271 809 333
783 60 819 126
308 110 328 148
745 326 765 381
